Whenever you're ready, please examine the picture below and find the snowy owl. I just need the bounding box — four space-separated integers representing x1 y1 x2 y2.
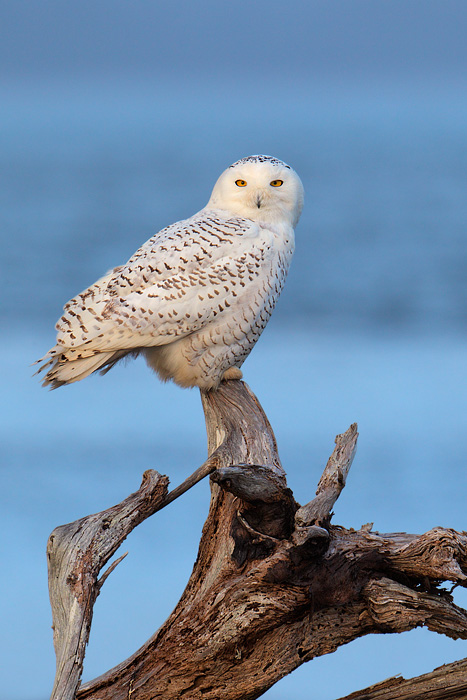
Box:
37 155 304 390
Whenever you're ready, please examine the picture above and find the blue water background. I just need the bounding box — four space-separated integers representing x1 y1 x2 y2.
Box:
2 80 467 699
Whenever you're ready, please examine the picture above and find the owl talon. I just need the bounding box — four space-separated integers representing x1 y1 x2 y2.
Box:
222 367 243 382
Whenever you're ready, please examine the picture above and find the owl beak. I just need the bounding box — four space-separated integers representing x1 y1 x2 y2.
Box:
255 192 263 209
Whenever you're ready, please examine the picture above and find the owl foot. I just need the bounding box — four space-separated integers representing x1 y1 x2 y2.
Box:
222 367 243 382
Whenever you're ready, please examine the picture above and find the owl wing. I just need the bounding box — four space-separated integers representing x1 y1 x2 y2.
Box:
54 211 277 352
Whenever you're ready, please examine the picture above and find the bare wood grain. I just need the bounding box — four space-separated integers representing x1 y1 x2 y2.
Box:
46 379 467 700
48 470 169 700
337 658 467 700
294 422 358 529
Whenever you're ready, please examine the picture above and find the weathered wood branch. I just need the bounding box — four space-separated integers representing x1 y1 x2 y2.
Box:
295 422 358 528
337 658 467 700
47 469 169 700
46 379 467 700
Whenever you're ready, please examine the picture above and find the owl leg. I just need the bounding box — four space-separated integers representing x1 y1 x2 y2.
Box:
222 367 243 381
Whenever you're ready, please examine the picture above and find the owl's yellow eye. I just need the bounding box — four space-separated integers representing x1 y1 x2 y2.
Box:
235 179 247 187
270 179 283 187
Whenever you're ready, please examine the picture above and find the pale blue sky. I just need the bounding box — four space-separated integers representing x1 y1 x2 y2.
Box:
1 0 467 84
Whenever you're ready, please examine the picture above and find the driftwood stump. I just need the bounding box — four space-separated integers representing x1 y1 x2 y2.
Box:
46 380 467 700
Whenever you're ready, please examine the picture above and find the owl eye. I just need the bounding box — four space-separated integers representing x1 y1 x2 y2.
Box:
270 179 283 187
235 179 247 187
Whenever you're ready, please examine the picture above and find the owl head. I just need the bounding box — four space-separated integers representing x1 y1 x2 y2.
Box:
207 155 304 228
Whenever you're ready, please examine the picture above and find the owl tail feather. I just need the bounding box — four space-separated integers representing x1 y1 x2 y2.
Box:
34 347 132 389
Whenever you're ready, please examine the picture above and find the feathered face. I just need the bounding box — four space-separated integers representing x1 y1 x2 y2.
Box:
207 155 304 227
